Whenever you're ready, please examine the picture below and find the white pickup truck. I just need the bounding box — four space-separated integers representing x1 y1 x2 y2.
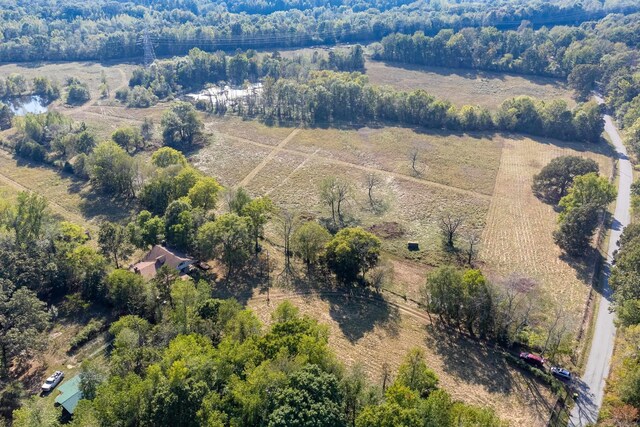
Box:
41 371 64 392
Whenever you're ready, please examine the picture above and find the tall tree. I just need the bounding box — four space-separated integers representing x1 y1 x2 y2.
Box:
98 221 133 268
161 101 204 146
325 227 381 283
0 283 49 378
532 156 599 204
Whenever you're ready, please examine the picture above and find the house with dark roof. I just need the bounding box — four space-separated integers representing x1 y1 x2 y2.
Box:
131 244 195 280
54 375 82 416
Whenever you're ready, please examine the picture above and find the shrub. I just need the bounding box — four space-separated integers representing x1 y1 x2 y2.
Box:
69 319 106 352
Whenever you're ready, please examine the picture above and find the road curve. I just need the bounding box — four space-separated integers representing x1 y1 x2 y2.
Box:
569 98 633 426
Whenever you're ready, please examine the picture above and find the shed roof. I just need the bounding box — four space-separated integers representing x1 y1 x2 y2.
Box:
54 375 83 415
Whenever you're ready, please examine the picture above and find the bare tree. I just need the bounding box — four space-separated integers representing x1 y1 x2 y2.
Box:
365 173 382 208
463 229 481 265
409 148 421 176
381 362 391 391
279 208 296 272
320 176 350 227
439 213 464 249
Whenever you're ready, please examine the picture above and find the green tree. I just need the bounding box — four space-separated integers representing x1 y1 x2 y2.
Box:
98 221 133 268
89 141 136 197
268 364 346 427
12 395 61 427
0 284 49 378
356 384 421 427
242 196 274 252
105 269 148 315
553 203 600 257
197 214 252 273
0 102 13 130
532 156 599 204
163 197 194 252
292 221 331 269
161 101 203 146
111 126 143 153
558 172 616 219
422 266 463 325
151 146 187 168
395 348 438 398
325 227 381 283
79 359 107 400
188 177 223 211
5 191 48 246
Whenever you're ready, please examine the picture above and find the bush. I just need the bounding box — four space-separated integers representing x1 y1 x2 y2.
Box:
127 86 158 108
72 154 90 179
69 319 106 352
115 87 129 102
15 139 47 162
66 83 91 105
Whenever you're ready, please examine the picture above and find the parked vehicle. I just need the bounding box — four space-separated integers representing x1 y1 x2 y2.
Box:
41 371 64 392
551 367 572 381
519 352 545 368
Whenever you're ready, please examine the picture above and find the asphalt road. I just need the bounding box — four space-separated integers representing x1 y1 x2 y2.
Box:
568 99 633 426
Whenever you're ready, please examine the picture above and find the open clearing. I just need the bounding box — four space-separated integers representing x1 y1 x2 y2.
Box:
481 135 612 319
246 289 556 426
365 59 576 110
0 60 612 426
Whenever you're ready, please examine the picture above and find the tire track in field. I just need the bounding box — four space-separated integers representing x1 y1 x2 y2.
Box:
220 131 491 201
0 153 88 227
236 128 300 188
73 108 490 200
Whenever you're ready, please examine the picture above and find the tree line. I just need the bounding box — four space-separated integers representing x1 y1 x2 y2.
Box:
372 14 640 142
1 0 633 62
600 181 640 423
249 71 603 143
123 46 365 107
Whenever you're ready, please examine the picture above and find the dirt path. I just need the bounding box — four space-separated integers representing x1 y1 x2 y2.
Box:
237 128 300 188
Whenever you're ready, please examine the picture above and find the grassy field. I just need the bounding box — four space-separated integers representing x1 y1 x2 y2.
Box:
365 60 577 110
0 149 133 232
481 135 613 320
0 61 136 104
246 290 556 426
0 59 611 426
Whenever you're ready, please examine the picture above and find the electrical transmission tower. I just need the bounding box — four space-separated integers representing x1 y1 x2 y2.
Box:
142 25 156 68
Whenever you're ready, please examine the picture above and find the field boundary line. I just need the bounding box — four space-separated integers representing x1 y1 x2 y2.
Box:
236 128 300 188
220 131 491 200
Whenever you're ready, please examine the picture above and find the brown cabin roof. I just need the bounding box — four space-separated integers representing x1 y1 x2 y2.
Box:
131 245 194 280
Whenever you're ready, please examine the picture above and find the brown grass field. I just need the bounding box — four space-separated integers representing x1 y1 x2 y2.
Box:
365 60 577 110
0 60 613 426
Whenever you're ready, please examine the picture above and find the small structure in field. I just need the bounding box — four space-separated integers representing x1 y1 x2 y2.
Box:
131 244 195 280
407 242 420 251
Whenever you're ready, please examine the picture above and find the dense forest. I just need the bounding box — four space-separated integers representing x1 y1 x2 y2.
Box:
0 0 638 62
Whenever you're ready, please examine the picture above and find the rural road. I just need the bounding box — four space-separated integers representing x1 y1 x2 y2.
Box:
568 98 633 426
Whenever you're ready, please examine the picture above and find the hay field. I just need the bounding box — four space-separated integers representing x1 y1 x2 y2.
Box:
365 60 576 110
481 135 613 317
247 290 556 426
0 149 133 231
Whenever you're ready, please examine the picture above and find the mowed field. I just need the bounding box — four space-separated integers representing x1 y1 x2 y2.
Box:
365 59 577 110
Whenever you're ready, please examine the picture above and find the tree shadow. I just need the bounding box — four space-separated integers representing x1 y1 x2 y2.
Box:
78 191 136 223
321 286 401 343
211 256 269 306
425 323 515 393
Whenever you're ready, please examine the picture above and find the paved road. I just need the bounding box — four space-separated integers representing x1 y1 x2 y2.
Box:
569 99 633 426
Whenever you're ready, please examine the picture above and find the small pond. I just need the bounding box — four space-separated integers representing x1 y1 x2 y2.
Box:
5 95 49 116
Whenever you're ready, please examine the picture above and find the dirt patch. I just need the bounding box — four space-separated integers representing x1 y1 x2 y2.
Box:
368 221 405 239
